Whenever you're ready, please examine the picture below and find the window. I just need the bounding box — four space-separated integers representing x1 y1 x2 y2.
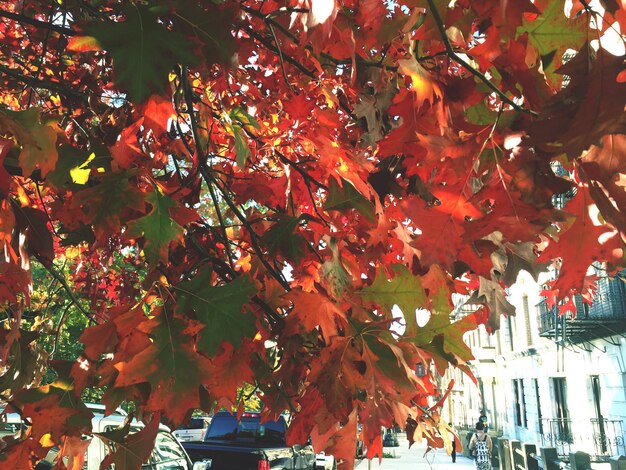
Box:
507 315 515 351
534 379 543 434
179 417 207 430
522 295 533 347
552 378 570 440
520 379 528 427
591 376 607 453
496 328 502 355
513 379 527 428
205 414 287 446
513 380 522 426
150 431 190 468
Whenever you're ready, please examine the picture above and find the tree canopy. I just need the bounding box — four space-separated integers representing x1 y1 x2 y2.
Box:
0 0 625 468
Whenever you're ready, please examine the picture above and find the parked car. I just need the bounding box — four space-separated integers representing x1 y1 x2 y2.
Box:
356 424 366 457
315 451 336 470
0 405 209 470
382 428 399 447
0 412 24 439
174 416 211 442
183 411 316 469
85 402 127 416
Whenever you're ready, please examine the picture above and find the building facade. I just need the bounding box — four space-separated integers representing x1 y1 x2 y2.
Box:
449 269 626 460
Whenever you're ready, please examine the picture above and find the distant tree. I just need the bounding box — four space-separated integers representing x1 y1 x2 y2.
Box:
0 0 624 468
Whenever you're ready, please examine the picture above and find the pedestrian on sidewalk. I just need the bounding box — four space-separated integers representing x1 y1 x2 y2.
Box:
468 421 492 470
448 423 457 463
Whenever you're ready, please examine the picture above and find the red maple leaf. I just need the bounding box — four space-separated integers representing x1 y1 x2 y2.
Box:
538 185 622 294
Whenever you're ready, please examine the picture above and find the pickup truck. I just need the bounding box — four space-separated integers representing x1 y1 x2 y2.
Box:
182 411 316 469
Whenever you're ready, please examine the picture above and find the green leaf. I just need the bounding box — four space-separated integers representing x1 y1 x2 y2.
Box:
362 331 419 396
86 4 198 102
323 177 375 222
176 269 258 355
229 107 261 130
261 215 307 263
232 124 251 167
465 101 516 127
358 264 428 336
0 331 43 395
517 1 587 84
72 171 144 241
413 312 477 373
171 1 237 67
127 187 184 265
0 107 58 177
111 310 210 426
223 109 254 167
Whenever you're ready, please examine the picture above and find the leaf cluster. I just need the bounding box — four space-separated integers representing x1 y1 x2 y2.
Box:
0 0 625 468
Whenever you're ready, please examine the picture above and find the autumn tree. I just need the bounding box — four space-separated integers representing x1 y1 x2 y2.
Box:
0 0 625 467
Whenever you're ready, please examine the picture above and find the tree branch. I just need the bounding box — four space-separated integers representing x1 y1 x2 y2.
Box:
425 0 537 116
44 264 94 324
178 66 291 292
244 27 317 79
0 64 88 102
0 9 76 36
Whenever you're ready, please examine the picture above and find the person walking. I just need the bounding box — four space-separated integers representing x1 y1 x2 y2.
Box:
468 421 492 469
449 423 457 463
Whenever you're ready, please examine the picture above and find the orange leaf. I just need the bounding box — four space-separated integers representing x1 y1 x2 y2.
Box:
398 57 442 108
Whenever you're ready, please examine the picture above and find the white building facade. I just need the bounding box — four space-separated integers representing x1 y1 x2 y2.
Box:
449 269 626 460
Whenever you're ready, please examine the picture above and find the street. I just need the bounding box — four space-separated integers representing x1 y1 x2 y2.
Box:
355 433 476 470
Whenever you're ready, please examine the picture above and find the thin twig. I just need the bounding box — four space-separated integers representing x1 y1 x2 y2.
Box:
27 6 53 106
0 64 88 102
206 181 236 271
579 0 624 40
267 22 296 92
245 27 317 79
178 66 291 291
49 301 73 359
45 264 94 323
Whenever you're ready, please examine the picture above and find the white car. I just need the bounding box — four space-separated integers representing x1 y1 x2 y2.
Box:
1 406 210 470
173 417 211 442
315 451 337 470
0 412 23 439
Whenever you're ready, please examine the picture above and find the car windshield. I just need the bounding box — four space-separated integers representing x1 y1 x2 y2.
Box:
205 415 286 445
178 418 206 430
145 431 191 469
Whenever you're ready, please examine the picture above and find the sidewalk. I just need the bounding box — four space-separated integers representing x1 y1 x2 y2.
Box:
355 433 476 469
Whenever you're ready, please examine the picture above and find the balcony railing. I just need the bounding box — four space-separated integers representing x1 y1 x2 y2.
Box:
538 275 626 341
540 418 625 459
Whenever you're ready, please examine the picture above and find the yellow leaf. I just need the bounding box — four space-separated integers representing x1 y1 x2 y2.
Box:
67 36 101 52
70 152 95 185
40 433 55 447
